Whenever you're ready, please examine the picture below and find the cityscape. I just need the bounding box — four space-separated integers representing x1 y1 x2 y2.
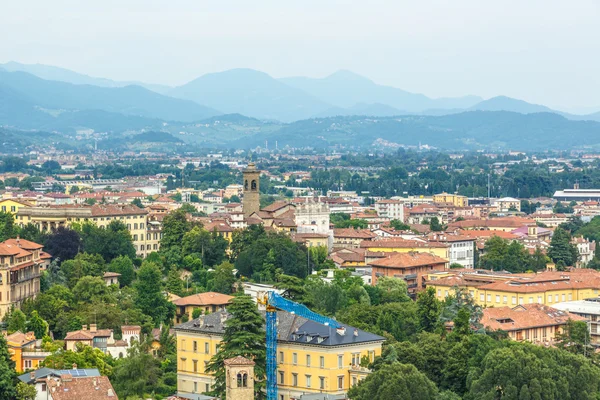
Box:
2 2 600 400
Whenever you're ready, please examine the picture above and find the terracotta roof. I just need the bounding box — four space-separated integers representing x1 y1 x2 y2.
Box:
5 331 36 346
261 201 292 212
103 272 121 278
361 239 448 249
91 204 147 217
224 356 256 366
333 228 376 239
448 217 535 230
46 376 117 400
370 251 448 268
274 218 296 228
64 328 112 341
410 224 431 234
455 229 519 240
0 243 22 256
172 292 234 307
482 303 586 332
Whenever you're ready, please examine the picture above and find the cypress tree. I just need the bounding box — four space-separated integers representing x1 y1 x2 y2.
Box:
206 294 266 399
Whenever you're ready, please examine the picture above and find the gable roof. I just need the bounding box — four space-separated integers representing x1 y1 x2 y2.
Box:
172 292 234 307
481 303 586 332
46 375 117 400
369 251 448 268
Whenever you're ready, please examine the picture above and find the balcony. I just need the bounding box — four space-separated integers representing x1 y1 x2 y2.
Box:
10 274 41 285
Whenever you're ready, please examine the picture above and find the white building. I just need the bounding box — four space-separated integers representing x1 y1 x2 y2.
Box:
375 199 405 221
552 299 599 346
294 200 330 235
428 233 475 269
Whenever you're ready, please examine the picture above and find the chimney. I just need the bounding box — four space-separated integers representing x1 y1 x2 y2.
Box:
90 324 97 333
81 325 87 332
353 328 359 337
72 363 77 370
336 327 346 336
16 235 21 246
220 312 227 325
30 371 35 381
92 378 97 387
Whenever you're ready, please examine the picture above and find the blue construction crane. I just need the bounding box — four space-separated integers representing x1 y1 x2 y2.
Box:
261 291 341 400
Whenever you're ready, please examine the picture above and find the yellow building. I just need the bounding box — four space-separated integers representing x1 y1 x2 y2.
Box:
0 199 33 215
428 270 600 308
5 331 49 372
16 204 161 257
360 239 449 260
433 193 468 207
172 292 234 324
292 233 330 249
174 310 384 399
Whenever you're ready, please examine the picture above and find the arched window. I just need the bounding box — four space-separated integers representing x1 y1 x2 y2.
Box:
237 373 243 387
244 180 249 190
251 180 257 190
243 373 248 387
236 372 248 387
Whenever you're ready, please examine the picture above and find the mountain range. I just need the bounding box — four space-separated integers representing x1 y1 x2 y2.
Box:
2 61 600 151
5 61 599 123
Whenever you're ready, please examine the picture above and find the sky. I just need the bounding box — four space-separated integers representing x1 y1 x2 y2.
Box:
1 0 599 112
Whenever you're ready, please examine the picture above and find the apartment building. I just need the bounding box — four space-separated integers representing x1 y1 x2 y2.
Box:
0 238 45 318
433 193 468 207
553 298 600 346
374 200 405 221
174 311 384 400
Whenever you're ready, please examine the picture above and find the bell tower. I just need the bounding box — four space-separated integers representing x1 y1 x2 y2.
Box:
224 356 255 400
243 162 260 218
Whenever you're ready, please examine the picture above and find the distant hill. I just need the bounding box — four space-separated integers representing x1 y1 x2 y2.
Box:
130 131 183 143
280 70 483 112
168 68 331 122
235 111 600 151
468 96 554 114
0 70 220 123
0 61 171 94
315 102 406 118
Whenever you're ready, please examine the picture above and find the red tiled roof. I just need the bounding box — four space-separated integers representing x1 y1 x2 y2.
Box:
172 292 234 307
46 376 117 400
370 251 448 268
481 303 586 332
361 239 448 249
333 229 376 239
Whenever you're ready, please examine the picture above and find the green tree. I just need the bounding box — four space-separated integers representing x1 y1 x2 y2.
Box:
72 276 109 304
0 210 17 241
80 220 136 262
429 216 443 232
108 255 135 287
417 287 441 332
15 381 37 400
210 261 236 295
273 273 306 301
60 252 106 288
25 310 49 339
161 209 192 250
43 226 81 262
182 226 228 267
206 295 266 399
166 267 185 297
135 261 174 326
111 341 164 398
548 227 579 268
131 198 144 208
556 319 592 357
348 362 439 400
5 308 27 334
43 343 113 376
377 276 410 303
390 219 411 231
0 334 17 399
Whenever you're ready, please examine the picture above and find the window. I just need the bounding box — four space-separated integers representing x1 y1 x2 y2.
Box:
193 382 197 393
306 354 311 367
279 371 284 384
512 296 517 305
279 351 284 364
292 373 298 387
237 373 248 387
548 295 552 303
193 360 198 373
555 294 559 302
503 296 507 303
353 376 357 386
41 383 47 392
338 376 344 389
306 375 312 388
134 223 138 229
205 384 210 392
193 341 197 352
338 355 343 368
487 294 491 302
519 297 524 305
480 293 485 302
495 295 500 303
292 353 297 365
319 376 325 390
537 296 542 304
437 289 441 297
562 294 566 302
320 356 325 368
529 297 533 304
205 342 209 354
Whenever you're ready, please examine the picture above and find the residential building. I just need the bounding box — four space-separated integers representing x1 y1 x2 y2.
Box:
0 238 45 318
427 233 476 269
360 238 449 260
64 324 113 353
294 200 330 235
374 200 405 221
291 232 330 249
5 331 50 372
572 236 595 267
175 311 384 400
15 204 161 257
332 229 376 249
481 303 586 345
369 252 448 294
18 367 103 400
172 292 234 324
491 197 521 212
45 375 118 400
329 248 367 268
102 272 121 286
552 298 600 346
447 217 534 232
433 193 468 207
428 270 600 308
406 204 446 225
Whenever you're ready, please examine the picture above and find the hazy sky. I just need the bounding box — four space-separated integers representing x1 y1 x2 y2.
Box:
1 0 599 111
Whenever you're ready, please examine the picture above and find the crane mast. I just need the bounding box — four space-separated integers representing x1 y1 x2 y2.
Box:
261 292 341 400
